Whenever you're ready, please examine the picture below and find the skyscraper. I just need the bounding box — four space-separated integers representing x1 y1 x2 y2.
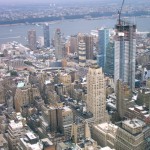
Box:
43 23 50 48
87 65 107 123
78 40 86 67
116 80 131 118
54 29 65 60
114 20 136 90
77 33 94 60
97 28 109 70
28 30 36 50
70 35 78 54
105 42 114 75
84 34 94 60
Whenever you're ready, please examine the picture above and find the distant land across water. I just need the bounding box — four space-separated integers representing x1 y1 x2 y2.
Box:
0 17 149 45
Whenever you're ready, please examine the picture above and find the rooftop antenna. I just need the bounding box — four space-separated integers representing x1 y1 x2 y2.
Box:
118 0 125 25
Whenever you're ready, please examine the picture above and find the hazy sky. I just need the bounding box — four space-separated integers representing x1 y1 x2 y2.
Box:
0 0 149 5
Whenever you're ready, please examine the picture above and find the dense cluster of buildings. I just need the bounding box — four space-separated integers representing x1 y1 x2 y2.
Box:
0 7 150 149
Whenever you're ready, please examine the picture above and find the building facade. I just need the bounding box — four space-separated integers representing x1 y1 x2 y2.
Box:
84 34 94 60
54 29 65 60
92 123 118 149
28 30 37 50
114 20 136 90
43 23 50 48
87 66 107 123
116 119 150 150
97 28 109 70
78 40 86 67
105 42 114 75
70 35 78 54
116 80 132 118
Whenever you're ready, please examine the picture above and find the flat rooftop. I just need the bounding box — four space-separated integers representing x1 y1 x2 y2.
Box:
123 119 145 129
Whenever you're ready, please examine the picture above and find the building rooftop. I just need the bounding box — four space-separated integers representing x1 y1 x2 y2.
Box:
26 132 37 140
9 120 23 130
101 146 115 150
123 119 145 129
96 122 118 134
41 138 53 146
17 82 25 88
63 106 72 112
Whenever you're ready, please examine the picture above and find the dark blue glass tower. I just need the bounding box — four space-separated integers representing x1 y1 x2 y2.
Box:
97 28 109 71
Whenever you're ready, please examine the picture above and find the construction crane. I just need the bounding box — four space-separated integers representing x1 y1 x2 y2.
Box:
118 0 125 25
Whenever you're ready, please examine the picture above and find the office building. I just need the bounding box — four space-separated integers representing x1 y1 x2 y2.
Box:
54 29 65 60
69 35 78 54
105 42 114 75
39 105 73 140
116 80 132 118
114 20 136 90
28 30 37 50
84 34 94 60
7 120 27 150
87 65 107 123
14 83 40 112
43 23 50 48
78 40 86 67
116 119 150 150
92 122 118 148
97 28 109 70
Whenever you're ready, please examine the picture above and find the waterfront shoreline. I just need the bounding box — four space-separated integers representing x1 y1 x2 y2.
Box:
0 15 149 27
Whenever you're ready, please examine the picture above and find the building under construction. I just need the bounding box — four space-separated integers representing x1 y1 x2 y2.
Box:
114 19 136 91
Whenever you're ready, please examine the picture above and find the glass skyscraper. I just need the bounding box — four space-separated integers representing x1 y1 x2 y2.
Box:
97 28 109 71
114 20 136 90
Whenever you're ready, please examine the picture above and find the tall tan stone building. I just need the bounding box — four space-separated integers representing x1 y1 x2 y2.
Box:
116 80 132 118
87 66 108 123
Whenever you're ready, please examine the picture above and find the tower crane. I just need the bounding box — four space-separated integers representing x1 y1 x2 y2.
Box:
118 0 125 25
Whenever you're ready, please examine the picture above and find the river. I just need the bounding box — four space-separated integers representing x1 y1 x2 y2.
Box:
0 17 149 45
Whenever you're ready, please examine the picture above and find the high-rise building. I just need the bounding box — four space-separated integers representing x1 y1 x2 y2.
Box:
14 83 40 112
78 40 86 67
105 42 114 76
87 65 107 123
84 34 94 60
116 80 132 119
114 20 136 90
43 23 50 48
77 33 94 59
40 105 73 140
54 29 65 60
69 35 78 54
28 30 36 50
97 28 109 70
